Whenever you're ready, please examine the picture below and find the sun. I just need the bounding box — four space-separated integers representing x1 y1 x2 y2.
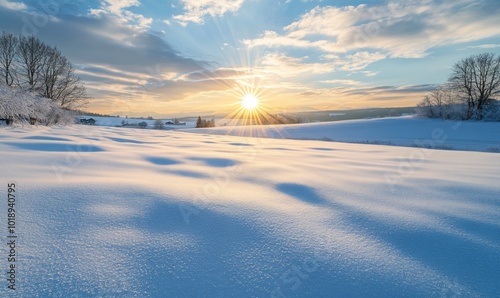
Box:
241 94 259 110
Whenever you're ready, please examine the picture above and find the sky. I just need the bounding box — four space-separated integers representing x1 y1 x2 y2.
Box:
0 0 499 117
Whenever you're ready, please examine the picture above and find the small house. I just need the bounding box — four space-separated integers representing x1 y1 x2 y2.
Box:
0 116 14 126
79 118 96 125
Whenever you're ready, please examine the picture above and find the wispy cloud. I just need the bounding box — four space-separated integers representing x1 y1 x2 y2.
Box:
285 0 323 3
0 0 26 10
90 0 152 29
344 84 438 96
321 79 363 86
183 68 250 81
360 71 379 77
339 52 386 71
289 84 437 110
245 0 500 69
467 44 500 49
173 0 246 25
258 52 334 76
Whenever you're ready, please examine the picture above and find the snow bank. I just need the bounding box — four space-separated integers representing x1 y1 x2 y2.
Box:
0 125 499 296
0 85 74 126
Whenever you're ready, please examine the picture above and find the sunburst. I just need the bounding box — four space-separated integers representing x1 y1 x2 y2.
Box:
241 94 259 110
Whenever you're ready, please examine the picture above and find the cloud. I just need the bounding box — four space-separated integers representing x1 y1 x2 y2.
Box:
192 53 335 85
245 0 500 63
286 84 437 111
360 71 379 77
183 68 250 81
321 79 362 86
243 30 318 49
258 52 335 76
468 44 500 49
90 0 152 29
338 51 386 71
0 5 209 110
173 0 246 25
42 15 203 74
0 0 26 10
101 0 139 14
285 0 323 3
344 84 438 96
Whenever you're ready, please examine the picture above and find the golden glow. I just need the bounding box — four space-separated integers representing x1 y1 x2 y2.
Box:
241 94 259 110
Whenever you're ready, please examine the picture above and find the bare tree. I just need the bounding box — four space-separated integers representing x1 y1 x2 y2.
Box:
54 67 88 109
17 35 48 91
417 86 463 119
153 119 164 129
41 46 88 109
0 32 18 86
3 33 89 109
41 46 66 99
449 53 500 119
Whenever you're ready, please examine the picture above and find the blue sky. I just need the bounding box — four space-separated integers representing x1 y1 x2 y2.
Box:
0 0 499 116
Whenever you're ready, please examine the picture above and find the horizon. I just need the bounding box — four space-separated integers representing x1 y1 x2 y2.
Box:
81 105 417 119
1 0 499 117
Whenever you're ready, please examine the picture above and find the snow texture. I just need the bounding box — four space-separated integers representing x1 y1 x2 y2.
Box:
0 119 499 297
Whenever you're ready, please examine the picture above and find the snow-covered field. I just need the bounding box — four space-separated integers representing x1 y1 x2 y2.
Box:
188 116 500 152
1 118 499 297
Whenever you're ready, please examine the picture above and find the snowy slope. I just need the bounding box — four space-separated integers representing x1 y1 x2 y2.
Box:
0 124 499 297
187 116 500 152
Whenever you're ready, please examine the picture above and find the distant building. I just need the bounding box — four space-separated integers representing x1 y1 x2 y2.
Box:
79 118 96 125
0 117 13 125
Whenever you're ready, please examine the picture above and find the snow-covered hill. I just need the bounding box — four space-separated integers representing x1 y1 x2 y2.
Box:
0 121 499 297
187 116 500 152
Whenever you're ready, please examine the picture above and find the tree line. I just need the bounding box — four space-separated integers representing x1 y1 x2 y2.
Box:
196 116 215 128
418 52 500 120
0 31 87 110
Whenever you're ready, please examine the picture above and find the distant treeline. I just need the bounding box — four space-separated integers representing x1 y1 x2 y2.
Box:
196 117 215 128
273 107 416 123
75 110 118 117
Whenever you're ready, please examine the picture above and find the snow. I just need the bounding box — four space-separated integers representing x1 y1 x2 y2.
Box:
187 116 500 152
0 118 499 297
0 85 73 125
